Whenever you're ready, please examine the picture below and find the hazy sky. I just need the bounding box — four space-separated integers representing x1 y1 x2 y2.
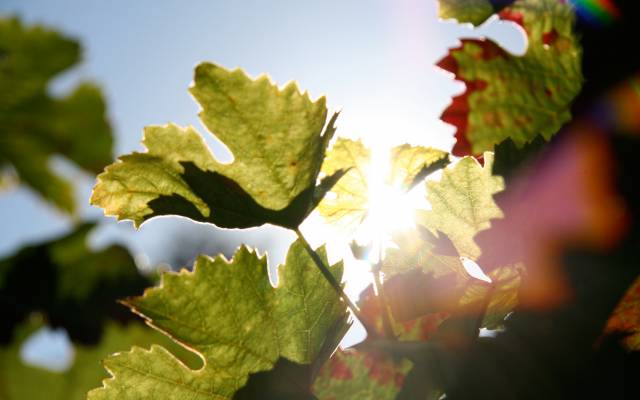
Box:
1 0 525 355
0 0 523 266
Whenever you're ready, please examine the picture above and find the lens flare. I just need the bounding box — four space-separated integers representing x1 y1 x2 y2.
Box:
570 0 620 26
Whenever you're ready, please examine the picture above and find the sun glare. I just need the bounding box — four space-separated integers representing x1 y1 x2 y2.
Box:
357 141 427 263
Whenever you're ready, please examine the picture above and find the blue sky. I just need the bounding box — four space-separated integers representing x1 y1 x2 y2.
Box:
0 0 523 268
0 0 526 360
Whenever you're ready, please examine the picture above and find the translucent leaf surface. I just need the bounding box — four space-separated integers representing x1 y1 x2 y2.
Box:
419 153 504 259
317 138 370 230
438 0 583 156
437 0 495 25
318 139 448 231
312 348 411 400
88 241 348 399
92 65 338 229
388 145 449 190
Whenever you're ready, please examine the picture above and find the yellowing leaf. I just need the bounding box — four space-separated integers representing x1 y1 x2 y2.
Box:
388 145 449 190
317 138 370 230
382 228 466 279
419 153 504 259
88 241 348 399
437 0 495 26
92 65 339 229
318 140 448 232
438 0 583 156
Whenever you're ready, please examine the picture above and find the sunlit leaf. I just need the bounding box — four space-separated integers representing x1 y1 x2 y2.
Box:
317 138 370 230
312 347 411 400
382 227 467 278
92 65 339 229
88 240 348 399
0 17 113 213
318 140 448 231
437 0 495 26
438 0 583 156
419 153 504 259
388 145 449 190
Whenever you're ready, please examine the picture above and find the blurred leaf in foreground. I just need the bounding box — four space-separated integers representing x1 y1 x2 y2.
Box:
0 223 150 345
0 17 113 213
0 317 198 400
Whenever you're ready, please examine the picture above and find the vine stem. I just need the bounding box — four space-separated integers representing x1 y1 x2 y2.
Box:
471 282 496 338
371 246 395 339
294 228 375 335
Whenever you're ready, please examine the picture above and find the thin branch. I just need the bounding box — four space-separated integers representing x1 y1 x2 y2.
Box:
372 255 396 340
471 282 496 338
294 228 375 335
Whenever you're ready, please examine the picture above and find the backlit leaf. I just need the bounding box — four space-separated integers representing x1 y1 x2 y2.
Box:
318 140 448 231
317 138 370 230
92 65 338 229
388 145 449 190
437 0 495 26
88 240 348 399
438 0 583 156
419 153 504 259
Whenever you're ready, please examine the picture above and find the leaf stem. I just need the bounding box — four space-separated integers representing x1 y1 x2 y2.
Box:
472 282 496 338
372 255 395 340
294 228 374 334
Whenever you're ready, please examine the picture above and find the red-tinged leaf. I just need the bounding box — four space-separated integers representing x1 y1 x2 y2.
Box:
312 347 412 400
437 0 582 156
605 277 640 350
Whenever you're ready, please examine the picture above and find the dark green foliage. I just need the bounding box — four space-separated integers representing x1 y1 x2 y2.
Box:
0 223 151 345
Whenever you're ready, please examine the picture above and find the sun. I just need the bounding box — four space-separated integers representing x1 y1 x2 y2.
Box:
355 141 428 262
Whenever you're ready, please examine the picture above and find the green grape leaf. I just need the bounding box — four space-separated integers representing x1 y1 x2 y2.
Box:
437 0 495 26
312 347 412 400
0 317 198 400
88 240 348 399
317 138 370 230
459 264 523 329
438 0 583 156
419 153 504 259
382 227 467 278
0 18 113 213
92 65 339 229
388 145 449 190
312 285 448 399
0 223 151 345
318 140 449 231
